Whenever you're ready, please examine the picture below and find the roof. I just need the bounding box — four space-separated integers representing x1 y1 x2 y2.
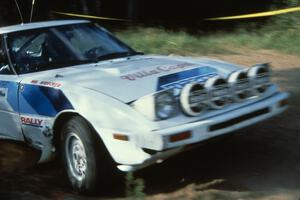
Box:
0 20 90 34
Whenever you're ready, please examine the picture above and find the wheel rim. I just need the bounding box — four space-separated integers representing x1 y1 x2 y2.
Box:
65 133 87 181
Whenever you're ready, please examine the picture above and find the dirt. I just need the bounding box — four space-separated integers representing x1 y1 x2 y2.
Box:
1 49 300 200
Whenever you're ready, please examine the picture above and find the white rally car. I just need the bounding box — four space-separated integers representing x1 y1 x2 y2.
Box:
0 20 288 192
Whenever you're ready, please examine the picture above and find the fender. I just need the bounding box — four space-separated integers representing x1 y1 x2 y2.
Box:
59 86 159 165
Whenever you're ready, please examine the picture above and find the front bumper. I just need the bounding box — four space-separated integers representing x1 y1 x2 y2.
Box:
117 92 289 172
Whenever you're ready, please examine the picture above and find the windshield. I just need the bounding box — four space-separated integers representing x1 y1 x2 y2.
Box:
6 23 138 74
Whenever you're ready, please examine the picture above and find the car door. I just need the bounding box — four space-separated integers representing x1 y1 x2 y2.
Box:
0 35 24 141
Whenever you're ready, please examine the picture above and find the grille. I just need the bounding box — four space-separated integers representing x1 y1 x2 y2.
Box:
209 107 270 131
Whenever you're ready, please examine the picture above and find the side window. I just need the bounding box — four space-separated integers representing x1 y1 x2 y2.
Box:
0 37 13 75
10 33 48 74
9 30 76 74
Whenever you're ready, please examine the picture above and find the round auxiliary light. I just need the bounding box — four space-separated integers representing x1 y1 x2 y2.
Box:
205 76 229 109
180 83 207 116
228 70 252 102
247 64 271 95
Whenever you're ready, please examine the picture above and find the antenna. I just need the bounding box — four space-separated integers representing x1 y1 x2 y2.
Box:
14 0 24 24
29 0 36 23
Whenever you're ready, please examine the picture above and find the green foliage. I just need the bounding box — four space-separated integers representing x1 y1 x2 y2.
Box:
125 172 145 200
116 5 300 56
117 28 231 56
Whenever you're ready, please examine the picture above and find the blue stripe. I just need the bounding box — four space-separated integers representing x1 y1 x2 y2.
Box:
40 86 73 113
1 81 73 117
19 85 73 117
157 67 218 91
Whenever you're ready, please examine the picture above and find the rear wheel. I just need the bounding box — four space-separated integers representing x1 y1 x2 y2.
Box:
60 116 111 194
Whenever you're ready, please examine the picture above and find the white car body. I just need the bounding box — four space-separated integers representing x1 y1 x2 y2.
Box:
0 20 288 173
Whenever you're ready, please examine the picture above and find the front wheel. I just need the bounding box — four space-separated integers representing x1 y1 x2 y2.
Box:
60 116 111 194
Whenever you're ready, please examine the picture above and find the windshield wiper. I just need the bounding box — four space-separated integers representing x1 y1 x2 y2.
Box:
95 51 144 62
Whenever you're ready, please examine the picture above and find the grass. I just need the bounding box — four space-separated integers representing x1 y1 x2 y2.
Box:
125 172 145 200
116 28 233 56
116 13 300 56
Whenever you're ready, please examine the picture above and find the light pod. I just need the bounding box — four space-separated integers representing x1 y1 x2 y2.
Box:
228 70 252 102
180 83 207 116
205 76 230 109
247 63 271 95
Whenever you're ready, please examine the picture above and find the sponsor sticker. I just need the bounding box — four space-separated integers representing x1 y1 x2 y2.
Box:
21 116 44 127
31 80 62 88
120 63 196 81
157 67 218 91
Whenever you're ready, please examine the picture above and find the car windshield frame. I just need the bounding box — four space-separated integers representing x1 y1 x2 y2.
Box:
5 22 139 75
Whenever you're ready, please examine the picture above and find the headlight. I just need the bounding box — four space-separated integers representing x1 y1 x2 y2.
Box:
247 63 271 95
205 76 230 109
180 83 207 116
132 90 177 121
228 70 252 102
155 91 177 120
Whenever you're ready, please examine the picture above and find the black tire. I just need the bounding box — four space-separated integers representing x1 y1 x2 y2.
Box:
60 116 112 194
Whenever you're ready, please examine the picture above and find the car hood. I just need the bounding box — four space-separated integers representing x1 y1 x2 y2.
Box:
25 55 241 103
